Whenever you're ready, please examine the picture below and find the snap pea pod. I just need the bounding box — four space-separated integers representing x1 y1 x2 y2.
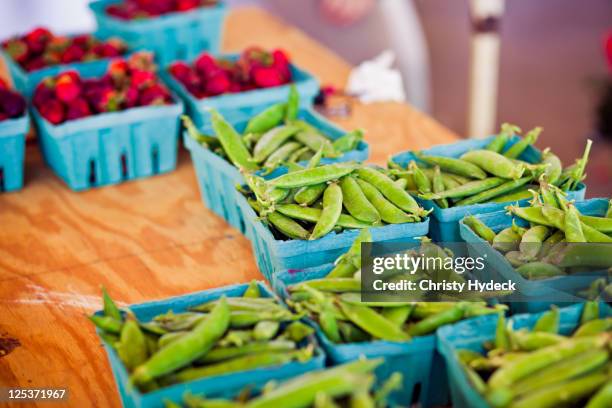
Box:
292 278 361 293
269 163 356 188
253 320 280 341
414 152 487 179
411 302 457 319
487 335 607 389
319 306 342 343
508 206 556 228
380 305 413 326
486 123 521 153
489 187 533 203
409 161 432 193
102 286 122 322
510 349 609 399
579 214 612 233
406 303 465 336
541 148 562 185
581 222 612 243
333 129 363 152
288 146 311 163
574 318 612 337
311 183 343 240
90 314 123 334
267 211 310 240
253 125 301 163
356 179 419 224
350 389 376 408
464 216 497 243
294 129 338 158
420 177 505 200
461 150 525 179
182 115 220 148
495 312 510 351
243 280 260 298
432 166 449 208
244 103 285 134
338 301 410 342
339 176 380 223
505 251 526 267
515 262 564 280
328 228 371 278
512 331 565 351
394 177 408 189
211 110 259 171
131 296 230 385
564 205 586 242
275 204 371 229
606 200 612 218
294 183 327 206
158 331 187 348
455 177 532 206
518 225 550 261
191 297 279 313
503 127 541 159
197 340 296 364
262 141 303 170
492 227 523 253
356 167 424 216
580 301 599 325
283 321 315 343
532 306 559 333
586 381 612 408
285 85 299 122
509 371 607 408
116 319 148 371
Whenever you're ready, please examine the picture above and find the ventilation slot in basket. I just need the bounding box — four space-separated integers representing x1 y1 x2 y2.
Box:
411 382 422 405
0 168 4 192
151 146 159 175
88 159 97 186
120 153 128 180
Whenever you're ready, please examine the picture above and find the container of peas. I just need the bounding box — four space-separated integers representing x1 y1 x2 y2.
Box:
235 160 430 280
437 301 612 408
274 229 505 406
183 86 369 232
0 83 29 192
389 124 587 243
90 281 325 408
460 196 612 313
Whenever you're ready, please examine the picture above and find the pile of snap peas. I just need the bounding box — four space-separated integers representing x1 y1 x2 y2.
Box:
285 229 502 343
183 85 363 173
388 123 591 208
165 359 402 408
456 302 612 408
465 188 612 280
90 283 318 393
240 161 428 240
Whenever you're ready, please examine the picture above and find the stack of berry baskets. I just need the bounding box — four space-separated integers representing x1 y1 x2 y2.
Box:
0 27 129 95
163 47 319 132
31 52 184 191
0 78 29 192
90 0 228 66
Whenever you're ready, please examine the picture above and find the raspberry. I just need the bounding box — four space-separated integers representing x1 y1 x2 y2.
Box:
66 98 91 120
40 100 65 124
55 71 82 103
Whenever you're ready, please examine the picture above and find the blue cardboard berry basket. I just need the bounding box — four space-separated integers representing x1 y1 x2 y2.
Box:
459 198 610 313
94 281 325 408
161 53 319 133
90 0 227 66
437 302 612 408
0 46 130 96
237 183 429 281
0 114 29 192
391 135 586 243
184 107 369 232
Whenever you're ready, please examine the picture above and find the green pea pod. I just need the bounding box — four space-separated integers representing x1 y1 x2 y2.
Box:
492 227 522 253
541 148 562 185
564 205 586 242
333 129 363 152
199 340 296 365
212 110 259 171
294 129 338 158
275 204 371 229
580 301 599 325
581 222 612 243
420 177 505 200
285 85 299 122
90 314 123 334
243 280 261 298
414 152 487 179
356 178 419 224
288 146 311 164
253 125 300 163
432 165 449 208
533 306 559 333
356 167 425 216
350 389 375 408
464 215 496 243
191 297 280 313
310 183 343 240
283 321 315 343
328 228 371 278
487 335 608 390
489 187 533 203
586 381 612 408
486 123 521 153
319 306 342 343
505 251 526 267
339 176 380 223
574 318 612 337
515 262 564 280
338 301 410 342
381 305 413 327
460 150 525 179
116 319 148 371
508 206 557 228
409 161 432 193
518 225 550 261
292 278 361 293
253 320 280 341
406 303 465 336
269 163 356 189
102 286 122 322
181 115 219 148
504 127 541 159
245 103 286 134
579 214 612 233
374 372 403 405
262 141 303 170
494 312 510 351
606 200 612 218
131 296 230 385
294 183 327 206
338 321 370 343
307 146 324 169
158 331 187 349
412 302 456 319
268 211 310 240
456 177 533 206
510 371 607 408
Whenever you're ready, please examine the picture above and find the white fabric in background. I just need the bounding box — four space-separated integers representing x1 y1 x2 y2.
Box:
347 50 406 103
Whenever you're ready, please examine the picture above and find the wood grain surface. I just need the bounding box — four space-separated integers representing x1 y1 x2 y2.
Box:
0 6 458 407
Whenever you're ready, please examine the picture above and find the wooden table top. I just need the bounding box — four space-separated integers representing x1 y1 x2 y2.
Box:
0 6 457 407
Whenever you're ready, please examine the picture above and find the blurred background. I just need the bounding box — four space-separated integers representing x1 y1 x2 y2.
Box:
1 0 610 195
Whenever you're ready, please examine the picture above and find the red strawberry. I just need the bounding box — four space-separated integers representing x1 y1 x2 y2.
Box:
24 27 52 54
131 69 156 89
194 53 217 75
61 44 85 63
55 71 81 102
108 59 129 81
0 77 8 90
123 86 140 108
42 50 62 66
169 61 191 81
95 89 123 112
40 100 65 124
24 57 46 72
128 52 156 73
66 97 91 120
46 36 71 53
72 34 94 49
0 89 26 118
33 78 56 106
176 0 200 11
139 83 171 105
229 82 242 93
0 112 8 122
204 72 230 95
272 49 291 81
3 39 29 64
253 66 284 88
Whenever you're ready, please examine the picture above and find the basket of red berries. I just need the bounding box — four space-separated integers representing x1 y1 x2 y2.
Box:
89 0 227 66
31 52 183 191
1 27 129 96
163 47 319 132
0 78 29 192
